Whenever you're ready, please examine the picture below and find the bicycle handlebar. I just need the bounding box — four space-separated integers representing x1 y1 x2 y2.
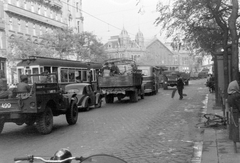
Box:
14 156 33 161
14 156 83 163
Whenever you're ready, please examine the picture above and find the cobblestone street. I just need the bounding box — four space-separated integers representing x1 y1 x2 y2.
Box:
0 79 207 163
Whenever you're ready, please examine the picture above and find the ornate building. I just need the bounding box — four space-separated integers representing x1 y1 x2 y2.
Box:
0 0 84 56
104 28 145 61
138 37 178 69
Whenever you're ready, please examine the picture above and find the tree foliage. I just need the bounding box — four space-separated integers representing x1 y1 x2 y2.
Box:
5 28 107 63
154 0 240 55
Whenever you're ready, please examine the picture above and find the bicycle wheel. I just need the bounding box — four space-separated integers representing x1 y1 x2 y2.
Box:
204 113 223 123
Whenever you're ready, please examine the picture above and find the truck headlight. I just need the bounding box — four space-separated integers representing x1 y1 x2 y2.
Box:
30 102 36 109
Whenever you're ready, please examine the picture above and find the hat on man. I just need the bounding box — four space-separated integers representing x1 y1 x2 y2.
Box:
20 75 28 81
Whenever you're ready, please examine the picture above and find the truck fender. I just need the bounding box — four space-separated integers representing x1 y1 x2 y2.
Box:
95 93 101 104
81 96 90 108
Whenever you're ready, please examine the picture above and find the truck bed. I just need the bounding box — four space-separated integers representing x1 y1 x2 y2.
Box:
98 73 142 88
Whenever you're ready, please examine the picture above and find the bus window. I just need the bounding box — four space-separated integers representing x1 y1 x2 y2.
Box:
92 70 96 81
17 68 24 82
76 70 82 82
82 70 87 82
69 69 75 82
52 67 58 73
43 67 51 73
32 67 39 83
61 68 68 82
40 67 44 73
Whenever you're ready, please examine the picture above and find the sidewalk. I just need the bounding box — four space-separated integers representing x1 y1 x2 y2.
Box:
201 93 240 163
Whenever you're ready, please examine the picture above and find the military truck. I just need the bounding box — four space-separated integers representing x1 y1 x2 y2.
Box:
98 58 144 103
0 73 78 135
162 71 190 89
162 71 179 90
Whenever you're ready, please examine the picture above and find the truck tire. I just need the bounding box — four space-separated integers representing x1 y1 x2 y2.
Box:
130 91 138 102
66 103 78 125
105 94 114 104
36 106 53 134
0 120 4 134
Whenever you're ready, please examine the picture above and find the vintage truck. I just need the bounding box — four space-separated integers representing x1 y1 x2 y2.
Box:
98 58 144 103
162 70 190 89
0 74 78 135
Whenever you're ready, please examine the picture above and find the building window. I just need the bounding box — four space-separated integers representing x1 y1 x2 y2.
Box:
24 1 27 9
38 4 41 14
50 11 53 19
9 17 13 30
76 2 79 12
77 21 80 33
0 32 3 49
33 24 36 36
16 0 20 7
31 2 34 12
26 21 29 34
44 7 47 17
55 12 58 20
18 19 21 32
40 25 42 35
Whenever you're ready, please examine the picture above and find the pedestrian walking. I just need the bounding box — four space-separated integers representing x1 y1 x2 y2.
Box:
227 79 240 112
176 74 185 100
227 78 240 142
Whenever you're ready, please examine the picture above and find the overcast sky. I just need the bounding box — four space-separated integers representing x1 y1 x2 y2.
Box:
82 0 170 43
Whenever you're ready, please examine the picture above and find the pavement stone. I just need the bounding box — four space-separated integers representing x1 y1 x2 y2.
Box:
201 93 240 163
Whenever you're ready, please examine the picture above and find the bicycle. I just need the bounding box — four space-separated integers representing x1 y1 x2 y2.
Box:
14 148 128 163
195 113 227 128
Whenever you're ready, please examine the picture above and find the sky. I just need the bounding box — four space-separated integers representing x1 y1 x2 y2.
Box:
82 0 171 44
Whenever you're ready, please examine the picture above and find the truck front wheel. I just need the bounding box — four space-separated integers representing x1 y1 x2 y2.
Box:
36 106 53 134
0 120 4 134
130 91 138 102
105 94 114 103
66 103 78 125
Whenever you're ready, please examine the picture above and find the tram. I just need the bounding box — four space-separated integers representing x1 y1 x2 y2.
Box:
16 56 102 90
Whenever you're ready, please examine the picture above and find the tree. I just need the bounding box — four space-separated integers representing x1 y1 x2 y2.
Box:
6 28 106 63
42 27 75 59
228 0 239 80
74 31 106 61
154 0 240 98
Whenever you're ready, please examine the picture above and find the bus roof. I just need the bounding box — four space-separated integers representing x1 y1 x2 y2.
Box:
17 56 99 69
104 58 135 64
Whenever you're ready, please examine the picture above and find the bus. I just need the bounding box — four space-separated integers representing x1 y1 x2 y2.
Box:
16 56 102 90
137 65 161 95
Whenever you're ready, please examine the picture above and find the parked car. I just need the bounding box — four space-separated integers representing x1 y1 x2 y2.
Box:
64 83 102 111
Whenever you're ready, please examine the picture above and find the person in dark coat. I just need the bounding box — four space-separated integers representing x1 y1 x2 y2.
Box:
110 62 120 75
176 74 185 100
17 75 31 93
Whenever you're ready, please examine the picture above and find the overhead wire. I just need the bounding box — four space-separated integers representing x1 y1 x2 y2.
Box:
59 0 159 38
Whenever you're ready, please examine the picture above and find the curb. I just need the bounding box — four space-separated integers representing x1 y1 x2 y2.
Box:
201 93 240 163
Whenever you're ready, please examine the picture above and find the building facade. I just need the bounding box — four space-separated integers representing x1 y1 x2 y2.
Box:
139 38 178 69
104 28 145 61
165 41 192 72
0 0 83 56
